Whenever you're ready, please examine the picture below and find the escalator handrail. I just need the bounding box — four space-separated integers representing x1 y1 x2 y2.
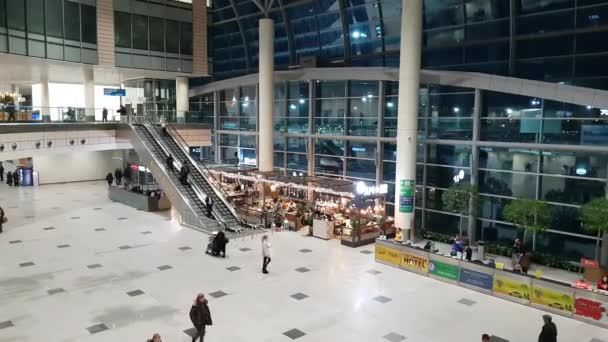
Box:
153 118 242 224
129 124 211 230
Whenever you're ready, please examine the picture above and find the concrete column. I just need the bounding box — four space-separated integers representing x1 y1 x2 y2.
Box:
468 88 482 243
258 18 274 173
176 76 189 123
84 69 95 121
40 81 51 122
394 0 423 241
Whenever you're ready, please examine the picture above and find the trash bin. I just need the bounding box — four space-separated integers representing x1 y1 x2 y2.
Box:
477 241 486 261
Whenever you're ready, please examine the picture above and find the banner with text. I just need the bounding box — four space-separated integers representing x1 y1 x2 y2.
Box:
459 268 493 290
574 297 608 324
398 180 415 213
401 251 429 273
429 260 459 281
493 276 531 300
375 245 403 267
531 286 574 313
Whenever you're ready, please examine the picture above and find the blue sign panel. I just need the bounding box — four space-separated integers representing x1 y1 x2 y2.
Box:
459 268 493 290
103 88 126 96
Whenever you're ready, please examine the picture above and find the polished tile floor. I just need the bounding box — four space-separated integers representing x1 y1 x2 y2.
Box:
0 181 607 342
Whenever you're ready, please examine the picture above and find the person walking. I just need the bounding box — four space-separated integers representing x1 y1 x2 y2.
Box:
105 172 114 186
0 205 5 233
180 160 190 185
538 315 557 342
189 293 212 342
205 196 213 218
13 170 19 186
512 238 522 268
102 107 108 122
166 155 174 173
213 231 228 257
117 105 127 122
114 168 123 186
6 103 16 122
160 117 168 136
262 234 272 274
6 171 13 186
0 162 4 182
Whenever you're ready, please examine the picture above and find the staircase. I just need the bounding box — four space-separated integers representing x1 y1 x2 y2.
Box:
144 122 243 231
129 124 225 233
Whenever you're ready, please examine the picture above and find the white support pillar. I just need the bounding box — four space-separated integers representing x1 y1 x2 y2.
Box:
258 18 274 173
40 81 51 122
84 69 95 121
176 76 189 123
394 0 423 241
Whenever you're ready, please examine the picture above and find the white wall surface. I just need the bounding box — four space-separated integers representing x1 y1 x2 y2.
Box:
34 150 123 184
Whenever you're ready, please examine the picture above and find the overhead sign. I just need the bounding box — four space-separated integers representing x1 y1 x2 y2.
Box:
356 182 388 197
104 88 126 96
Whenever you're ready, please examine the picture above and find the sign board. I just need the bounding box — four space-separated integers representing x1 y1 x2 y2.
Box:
103 88 126 96
401 251 429 273
581 258 599 269
574 297 608 323
429 260 459 281
398 179 415 213
375 245 402 267
459 268 493 290
493 276 531 300
531 286 574 313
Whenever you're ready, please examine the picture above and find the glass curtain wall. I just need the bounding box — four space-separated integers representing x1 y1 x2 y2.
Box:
192 79 608 260
0 0 97 63
113 0 193 72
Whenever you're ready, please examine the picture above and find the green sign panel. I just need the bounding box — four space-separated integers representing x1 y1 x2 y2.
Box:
429 260 459 281
399 179 415 213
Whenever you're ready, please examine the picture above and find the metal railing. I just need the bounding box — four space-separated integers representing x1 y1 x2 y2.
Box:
0 105 125 122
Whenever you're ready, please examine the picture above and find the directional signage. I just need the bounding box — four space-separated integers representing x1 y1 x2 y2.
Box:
103 88 126 96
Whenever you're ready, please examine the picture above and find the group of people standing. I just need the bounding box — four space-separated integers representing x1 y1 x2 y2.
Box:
0 163 20 187
105 167 132 187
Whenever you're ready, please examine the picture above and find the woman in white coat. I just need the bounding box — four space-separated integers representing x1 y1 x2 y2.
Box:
262 235 271 274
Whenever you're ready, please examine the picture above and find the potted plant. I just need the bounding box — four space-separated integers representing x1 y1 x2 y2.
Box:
580 198 608 266
442 184 478 240
503 198 550 251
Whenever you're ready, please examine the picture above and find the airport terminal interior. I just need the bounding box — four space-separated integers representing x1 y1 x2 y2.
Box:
2 0 608 341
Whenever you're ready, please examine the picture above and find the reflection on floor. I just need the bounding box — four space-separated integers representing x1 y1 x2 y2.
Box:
0 181 606 342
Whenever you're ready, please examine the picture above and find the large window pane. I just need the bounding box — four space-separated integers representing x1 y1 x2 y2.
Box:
26 0 44 34
426 165 470 189
535 231 595 261
7 1 25 30
480 118 541 143
166 20 180 53
541 150 608 179
316 80 346 98
427 144 471 167
287 153 308 171
479 170 535 199
150 17 164 52
315 139 344 156
479 147 539 172
115 12 131 48
348 141 376 159
286 137 307 153
132 14 148 50
346 159 376 179
46 0 63 38
316 156 343 175
64 0 80 41
425 210 464 236
0 0 6 28
540 176 605 205
180 22 192 55
81 5 96 44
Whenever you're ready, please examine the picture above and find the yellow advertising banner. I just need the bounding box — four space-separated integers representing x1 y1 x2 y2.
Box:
375 245 403 267
531 286 574 313
401 251 429 273
493 276 531 300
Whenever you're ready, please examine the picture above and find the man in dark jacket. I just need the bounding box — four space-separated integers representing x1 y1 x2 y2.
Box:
190 293 212 342
538 314 557 342
102 107 108 122
105 172 114 186
114 168 123 185
166 155 174 173
0 162 4 182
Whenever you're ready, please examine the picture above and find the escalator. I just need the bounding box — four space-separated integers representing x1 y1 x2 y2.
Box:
128 124 224 233
144 121 242 231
